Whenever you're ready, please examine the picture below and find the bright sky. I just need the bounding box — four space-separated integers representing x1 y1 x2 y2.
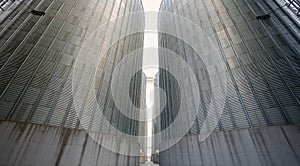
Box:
142 0 162 161
142 0 161 11
142 0 161 77
142 0 161 108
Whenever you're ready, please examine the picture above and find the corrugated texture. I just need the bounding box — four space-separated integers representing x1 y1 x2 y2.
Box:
159 125 300 166
157 0 300 134
156 0 300 164
0 0 145 134
0 121 140 166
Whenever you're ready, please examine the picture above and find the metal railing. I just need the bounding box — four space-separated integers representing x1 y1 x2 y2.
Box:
0 0 15 11
286 0 300 15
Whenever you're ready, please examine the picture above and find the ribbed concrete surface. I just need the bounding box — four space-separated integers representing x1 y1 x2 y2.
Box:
0 121 140 166
159 125 300 166
156 0 300 165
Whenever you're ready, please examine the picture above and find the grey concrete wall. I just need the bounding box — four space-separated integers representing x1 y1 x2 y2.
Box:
0 0 145 133
0 121 140 166
158 0 300 134
159 125 300 166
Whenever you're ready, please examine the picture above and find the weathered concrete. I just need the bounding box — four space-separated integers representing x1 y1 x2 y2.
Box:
156 0 300 164
0 121 140 166
141 161 159 166
159 125 300 166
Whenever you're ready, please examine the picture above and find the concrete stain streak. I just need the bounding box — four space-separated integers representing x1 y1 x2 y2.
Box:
0 121 140 166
